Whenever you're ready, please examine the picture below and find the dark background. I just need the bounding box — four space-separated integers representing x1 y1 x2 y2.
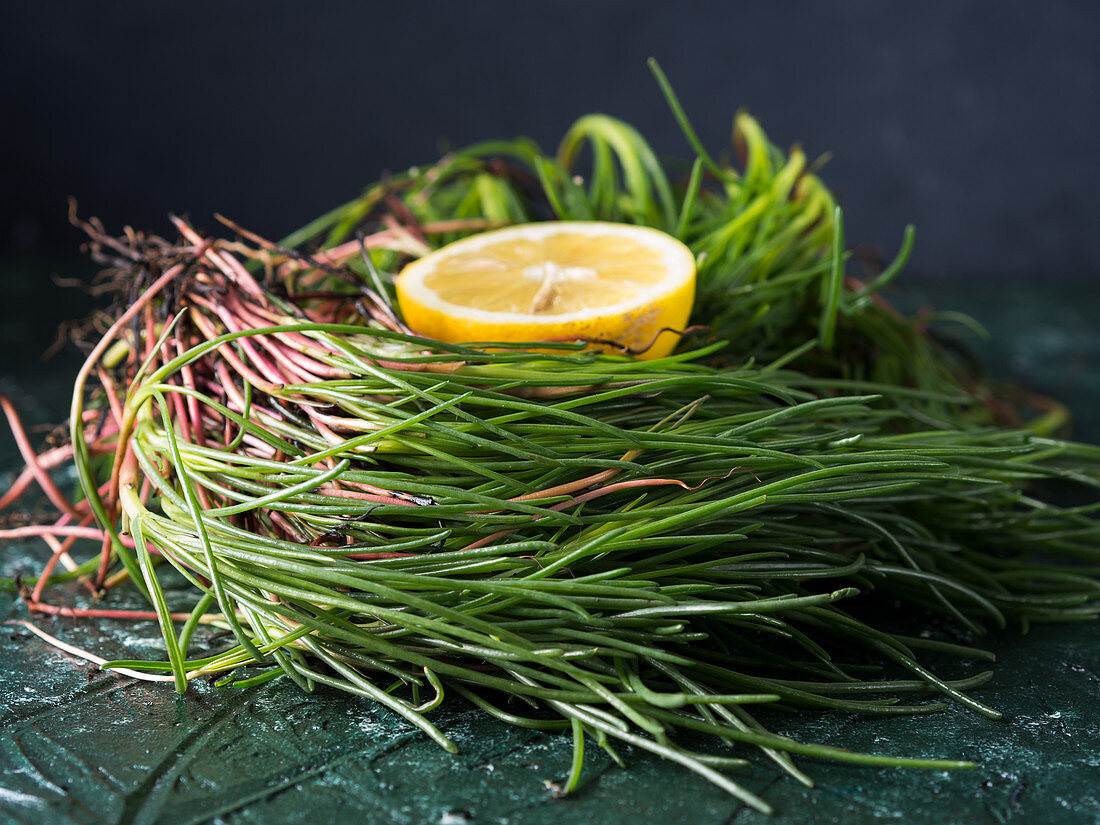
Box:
3 8 1100 822
2 1 1099 280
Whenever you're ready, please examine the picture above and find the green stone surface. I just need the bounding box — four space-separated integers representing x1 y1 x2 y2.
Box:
2 273 1098 824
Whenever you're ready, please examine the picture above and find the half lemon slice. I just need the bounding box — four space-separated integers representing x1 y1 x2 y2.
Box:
395 221 696 359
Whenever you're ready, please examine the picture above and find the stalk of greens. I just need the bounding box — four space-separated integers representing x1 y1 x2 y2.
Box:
8 62 1098 813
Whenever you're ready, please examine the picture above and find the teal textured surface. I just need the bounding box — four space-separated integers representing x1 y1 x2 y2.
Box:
3 593 1099 825
1 279 1098 824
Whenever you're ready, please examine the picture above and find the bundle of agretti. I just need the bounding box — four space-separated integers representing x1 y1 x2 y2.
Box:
4 64 1097 813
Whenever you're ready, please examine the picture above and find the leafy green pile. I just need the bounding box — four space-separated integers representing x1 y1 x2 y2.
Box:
5 63 1099 813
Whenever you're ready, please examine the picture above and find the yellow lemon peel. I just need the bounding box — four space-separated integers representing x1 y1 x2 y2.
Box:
395 221 696 359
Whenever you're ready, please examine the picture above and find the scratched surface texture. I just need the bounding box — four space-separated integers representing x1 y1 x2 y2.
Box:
1 279 1098 825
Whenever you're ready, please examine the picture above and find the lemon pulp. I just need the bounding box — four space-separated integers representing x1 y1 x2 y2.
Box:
395 222 696 359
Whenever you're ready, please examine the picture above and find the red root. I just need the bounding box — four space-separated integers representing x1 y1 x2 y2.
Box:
1 396 82 518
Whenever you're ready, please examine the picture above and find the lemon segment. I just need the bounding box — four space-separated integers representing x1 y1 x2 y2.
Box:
395 222 696 359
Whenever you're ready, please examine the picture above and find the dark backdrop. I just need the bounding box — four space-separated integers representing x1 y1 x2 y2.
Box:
2 0 1099 281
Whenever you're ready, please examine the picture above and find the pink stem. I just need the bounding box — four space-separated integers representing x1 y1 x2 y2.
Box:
460 473 739 552
0 396 82 518
171 216 266 299
315 485 416 509
31 513 97 602
189 310 280 394
0 524 137 547
343 551 414 561
206 299 324 384
26 602 194 622
229 298 347 379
